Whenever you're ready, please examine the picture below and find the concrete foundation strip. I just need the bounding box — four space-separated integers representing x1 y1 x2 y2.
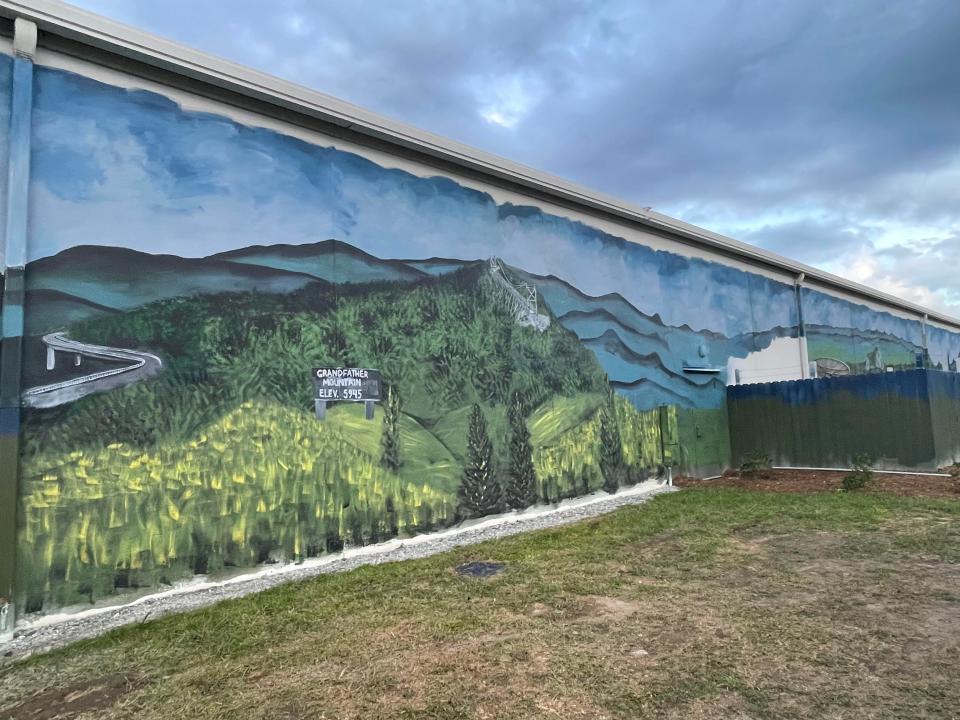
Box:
773 466 952 477
704 467 953 480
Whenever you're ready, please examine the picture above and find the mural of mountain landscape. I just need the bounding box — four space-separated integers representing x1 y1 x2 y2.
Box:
16 242 685 612
8 59 960 615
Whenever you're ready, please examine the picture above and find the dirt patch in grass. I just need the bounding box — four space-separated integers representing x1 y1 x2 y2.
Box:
0 674 141 719
579 595 642 621
677 468 960 498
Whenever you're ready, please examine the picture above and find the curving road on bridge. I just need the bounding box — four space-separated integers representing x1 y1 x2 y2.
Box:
22 332 163 409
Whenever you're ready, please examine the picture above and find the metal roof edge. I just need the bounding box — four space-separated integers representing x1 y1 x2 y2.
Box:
2 0 958 330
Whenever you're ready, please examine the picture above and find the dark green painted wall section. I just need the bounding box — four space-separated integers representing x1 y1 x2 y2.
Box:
678 407 731 477
727 370 957 471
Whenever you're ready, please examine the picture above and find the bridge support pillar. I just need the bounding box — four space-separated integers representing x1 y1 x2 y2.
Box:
46 346 55 371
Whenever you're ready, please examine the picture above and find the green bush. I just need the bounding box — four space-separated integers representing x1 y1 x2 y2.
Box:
842 453 875 492
740 451 772 478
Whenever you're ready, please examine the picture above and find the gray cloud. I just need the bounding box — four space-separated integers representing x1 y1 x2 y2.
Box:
874 237 960 307
67 0 960 314
738 218 877 266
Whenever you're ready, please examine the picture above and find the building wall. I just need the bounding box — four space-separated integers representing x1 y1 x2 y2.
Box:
3 47 960 615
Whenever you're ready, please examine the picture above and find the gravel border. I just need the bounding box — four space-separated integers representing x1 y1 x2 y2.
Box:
3 480 675 662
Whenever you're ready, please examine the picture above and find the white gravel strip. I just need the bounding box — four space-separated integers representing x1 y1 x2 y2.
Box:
3 480 675 662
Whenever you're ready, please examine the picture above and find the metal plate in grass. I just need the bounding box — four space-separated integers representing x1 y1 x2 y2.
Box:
455 561 505 578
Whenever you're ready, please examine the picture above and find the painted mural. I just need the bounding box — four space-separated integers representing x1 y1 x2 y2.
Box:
6 62 960 613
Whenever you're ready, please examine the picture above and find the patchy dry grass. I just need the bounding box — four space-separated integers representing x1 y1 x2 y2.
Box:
1 488 959 719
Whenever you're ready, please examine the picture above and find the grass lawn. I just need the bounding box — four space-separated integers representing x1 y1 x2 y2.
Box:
2 487 959 719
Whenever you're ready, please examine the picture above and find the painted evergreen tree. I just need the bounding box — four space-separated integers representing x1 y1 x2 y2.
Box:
599 392 624 494
459 403 502 517
380 385 402 472
505 393 537 509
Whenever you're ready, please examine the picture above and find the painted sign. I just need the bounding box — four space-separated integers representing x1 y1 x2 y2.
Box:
312 367 382 401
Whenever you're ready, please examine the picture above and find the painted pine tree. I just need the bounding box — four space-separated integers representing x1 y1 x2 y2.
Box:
380 385 402 472
459 403 502 517
505 393 537 509
599 393 625 494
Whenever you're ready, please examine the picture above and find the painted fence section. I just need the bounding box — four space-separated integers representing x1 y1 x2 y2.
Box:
928 371 960 469
728 370 960 471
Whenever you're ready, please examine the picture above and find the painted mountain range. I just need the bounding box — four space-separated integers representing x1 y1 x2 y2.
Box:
211 240 428 284
25 60 960 376
19 240 928 411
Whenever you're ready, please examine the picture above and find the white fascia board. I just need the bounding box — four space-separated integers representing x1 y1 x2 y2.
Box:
1 0 958 330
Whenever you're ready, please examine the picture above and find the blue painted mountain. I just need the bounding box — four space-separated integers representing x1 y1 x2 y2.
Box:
537 263 926 403
25 245 317 314
519 270 679 337
561 308 671 353
401 258 469 276
612 378 726 410
519 269 752 350
516 270 764 381
509 269 853 408
212 239 428 283
584 330 714 387
583 329 727 408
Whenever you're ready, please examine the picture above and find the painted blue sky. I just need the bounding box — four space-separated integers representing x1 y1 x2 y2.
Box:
16 61 960 363
28 64 804 337
59 0 960 317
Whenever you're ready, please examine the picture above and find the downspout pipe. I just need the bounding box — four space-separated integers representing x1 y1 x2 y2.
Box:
920 313 929 367
0 17 37 643
794 272 807 379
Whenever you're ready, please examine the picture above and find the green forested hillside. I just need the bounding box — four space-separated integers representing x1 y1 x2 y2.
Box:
18 264 675 612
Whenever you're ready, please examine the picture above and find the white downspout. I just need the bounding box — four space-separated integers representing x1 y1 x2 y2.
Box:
795 273 808 379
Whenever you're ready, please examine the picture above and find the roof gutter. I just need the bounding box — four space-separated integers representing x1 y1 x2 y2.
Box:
1 0 958 331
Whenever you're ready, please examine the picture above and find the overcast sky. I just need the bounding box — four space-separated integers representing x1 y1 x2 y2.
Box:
69 0 960 316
